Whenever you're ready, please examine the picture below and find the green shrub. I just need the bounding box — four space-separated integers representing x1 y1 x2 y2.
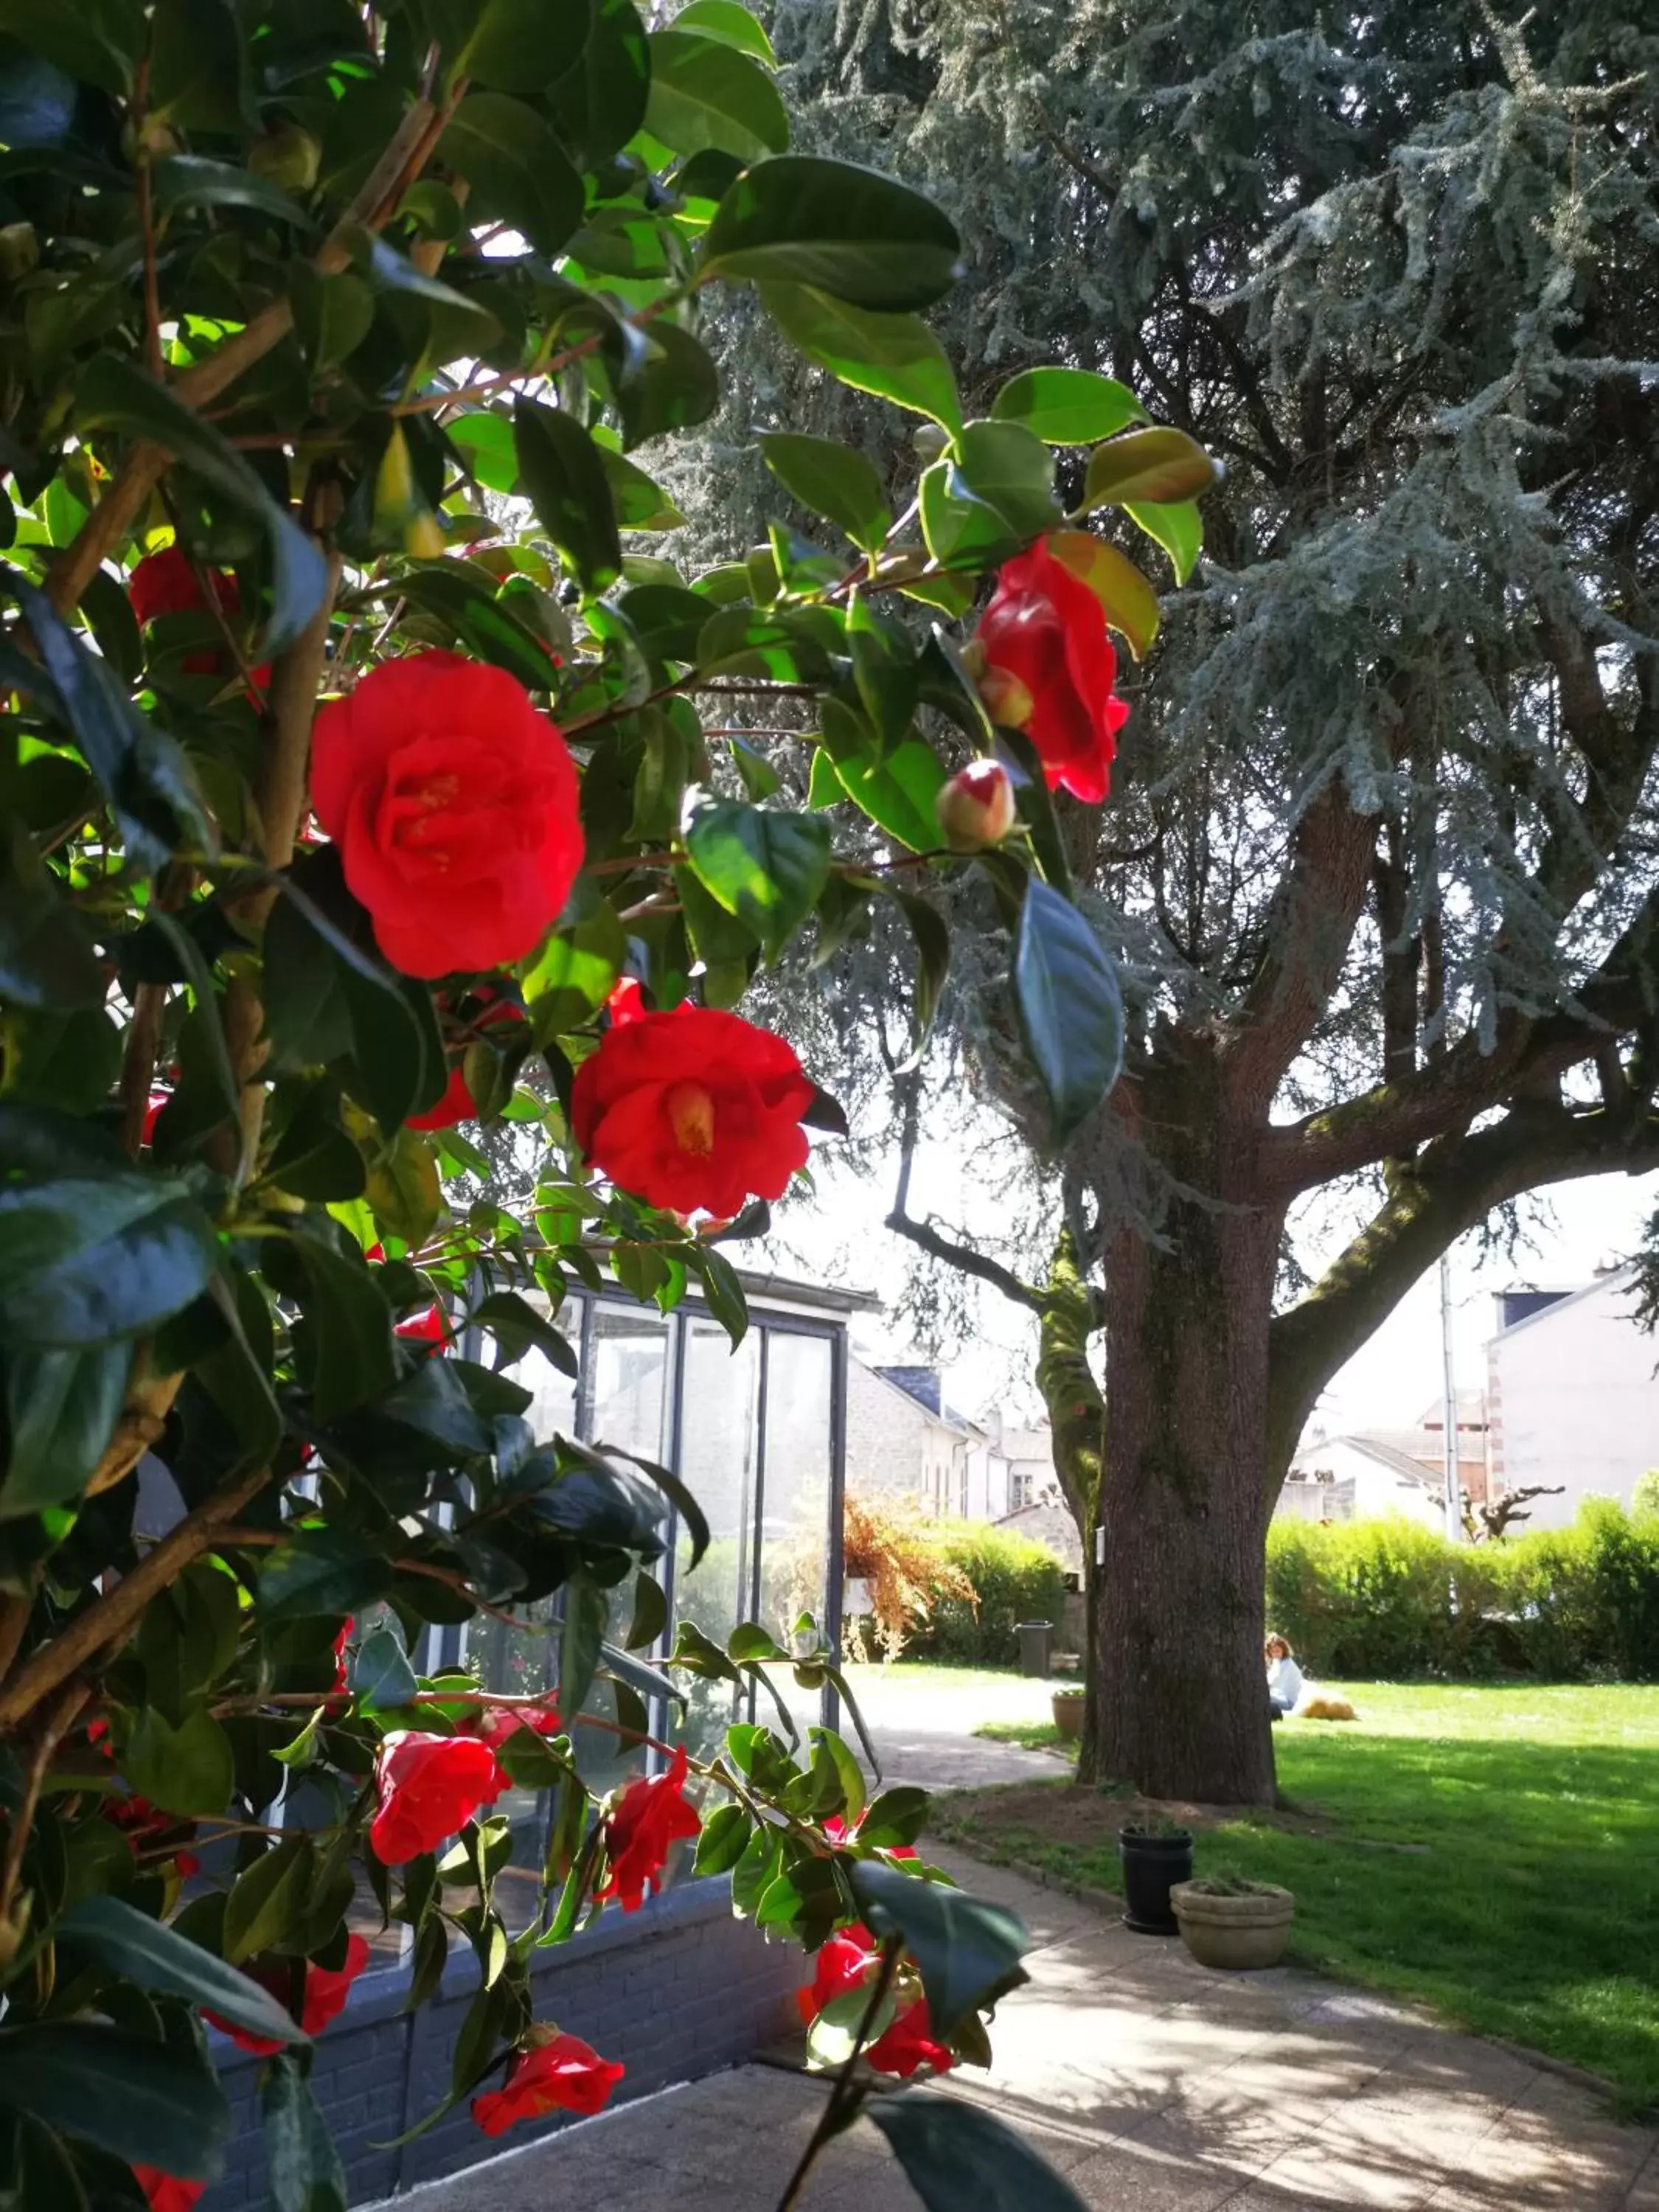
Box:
1633 1469 1659 1520
907 1524 1068 1664
1265 1505 1659 1680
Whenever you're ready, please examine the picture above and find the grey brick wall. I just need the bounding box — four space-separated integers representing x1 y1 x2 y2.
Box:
205 1877 802 2207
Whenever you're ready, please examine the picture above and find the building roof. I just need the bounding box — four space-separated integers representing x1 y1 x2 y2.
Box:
855 1355 983 1439
1292 1434 1439 1488
1487 1264 1638 1346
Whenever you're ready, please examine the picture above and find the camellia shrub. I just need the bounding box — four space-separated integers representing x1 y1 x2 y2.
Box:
0 1 1217 2205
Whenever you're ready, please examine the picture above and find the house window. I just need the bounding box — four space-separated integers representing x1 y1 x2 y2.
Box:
1012 1470 1034 1509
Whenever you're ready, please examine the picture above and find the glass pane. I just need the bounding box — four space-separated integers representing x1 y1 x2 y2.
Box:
586 1304 671 1459
674 1320 761 1765
516 1335 579 1444
759 1331 834 1739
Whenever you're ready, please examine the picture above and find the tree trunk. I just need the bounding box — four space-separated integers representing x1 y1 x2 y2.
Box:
1081 1049 1283 1806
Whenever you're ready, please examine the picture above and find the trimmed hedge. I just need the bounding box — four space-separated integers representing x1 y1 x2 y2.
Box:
1266 1500 1659 1680
905 1524 1069 1665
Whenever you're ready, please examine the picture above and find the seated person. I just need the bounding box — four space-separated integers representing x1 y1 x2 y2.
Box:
1265 1632 1304 1718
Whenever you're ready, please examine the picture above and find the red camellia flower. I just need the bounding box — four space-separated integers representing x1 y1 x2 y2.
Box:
822 1812 918 1863
310 652 583 979
209 1933 372 2056
407 987 526 1130
594 1744 701 1913
132 2169 205 2212
795 1923 954 2079
571 1004 815 1220
476 1700 560 1754
974 538 1129 803
470 2031 625 2136
128 546 269 689
369 1731 507 1864
395 1302 448 1350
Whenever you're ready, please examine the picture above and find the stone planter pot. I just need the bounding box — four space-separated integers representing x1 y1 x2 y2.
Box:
1051 1691 1085 1741
1170 1881 1295 1970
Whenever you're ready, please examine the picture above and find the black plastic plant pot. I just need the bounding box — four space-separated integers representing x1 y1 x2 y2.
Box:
1118 1829 1194 1934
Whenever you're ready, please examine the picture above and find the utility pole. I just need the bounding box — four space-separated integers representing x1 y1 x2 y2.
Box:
1439 1251 1462 1540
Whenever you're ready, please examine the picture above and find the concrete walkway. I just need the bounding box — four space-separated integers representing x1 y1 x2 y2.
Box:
395 1845 1657 2212
838 1663 1065 1789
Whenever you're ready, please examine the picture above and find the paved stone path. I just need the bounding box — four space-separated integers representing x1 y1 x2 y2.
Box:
396 1844 1657 2212
836 1663 1065 1789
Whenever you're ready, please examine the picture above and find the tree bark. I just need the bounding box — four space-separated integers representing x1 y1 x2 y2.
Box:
1082 1044 1284 1806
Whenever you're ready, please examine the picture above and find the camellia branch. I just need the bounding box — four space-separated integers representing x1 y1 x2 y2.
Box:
775 1935 902 2212
0 1679 91 1932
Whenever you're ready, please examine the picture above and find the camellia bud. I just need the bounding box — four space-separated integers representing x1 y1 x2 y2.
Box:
0 221 38 281
248 123 321 193
936 758 1018 852
976 665 1035 730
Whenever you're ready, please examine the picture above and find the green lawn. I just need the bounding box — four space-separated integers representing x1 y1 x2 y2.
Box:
957 1682 1659 2112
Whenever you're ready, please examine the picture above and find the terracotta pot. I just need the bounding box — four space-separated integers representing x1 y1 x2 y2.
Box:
1170 1880 1294 1970
1051 1691 1085 1741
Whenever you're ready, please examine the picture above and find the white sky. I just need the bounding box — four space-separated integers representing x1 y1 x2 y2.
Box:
769 1132 1659 1441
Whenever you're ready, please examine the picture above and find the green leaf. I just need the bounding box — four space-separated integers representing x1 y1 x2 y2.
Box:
1077 427 1220 512
616 321 720 450
832 737 943 856
990 368 1147 446
153 155 313 228
703 156 961 312
991 726 1071 893
645 29 787 164
760 432 890 553
437 92 583 257
760 283 961 432
891 886 950 1054
850 1861 1029 2036
807 1723 866 1826
616 1449 712 1568
56 1897 309 2049
626 1568 669 1652
1013 878 1124 1145
150 0 250 133
689 1244 748 1346
455 0 592 89
470 1289 578 1377
394 560 560 692
0 1172 218 1349
352 1624 420 1710
365 1127 442 1249
124 1706 235 1818
223 1836 314 1964
864 2096 1090 2212
280 1234 398 1422
259 1526 394 1622
265 2056 348 2212
0 0 143 92
848 600 919 751
855 1785 930 1849
953 418 1060 542
692 1801 751 1874
0 1340 130 1518
672 0 772 58
545 0 649 168
730 1823 779 1916
559 1573 608 1720
74 355 325 653
599 447 685 530
0 2023 232 2180
684 793 832 960
1124 495 1203 585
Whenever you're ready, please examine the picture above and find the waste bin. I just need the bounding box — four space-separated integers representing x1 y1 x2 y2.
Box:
1017 1620 1053 1677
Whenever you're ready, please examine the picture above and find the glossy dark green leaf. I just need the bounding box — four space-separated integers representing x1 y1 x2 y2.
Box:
832 737 942 855
760 431 890 552
0 849 103 1010
514 397 622 594
645 29 785 164
265 2055 348 2212
544 0 649 167
703 156 959 310
865 2096 1090 2212
470 1289 578 1377
438 94 583 257
125 1706 235 1817
891 886 950 1055
850 1860 1029 2035
692 1801 751 1874
74 356 325 653
0 0 143 91
0 2023 232 2180
365 1128 442 1249
352 1624 420 1710
684 793 832 959
150 0 250 133
153 156 313 228
279 1234 399 1421
223 1836 314 1964
559 1573 608 1719
456 0 591 88
0 1340 130 1518
689 1243 748 1345
990 367 1147 446
616 321 720 450
953 418 1060 541
1077 426 1221 512
599 446 685 529
614 1449 711 1568
853 1784 930 1848
0 1172 218 1349
56 1897 309 2048
386 561 560 694
1013 877 1124 1144
759 283 961 431
918 456 1015 568
259 1525 393 1622
991 724 1071 894
625 1568 669 1652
